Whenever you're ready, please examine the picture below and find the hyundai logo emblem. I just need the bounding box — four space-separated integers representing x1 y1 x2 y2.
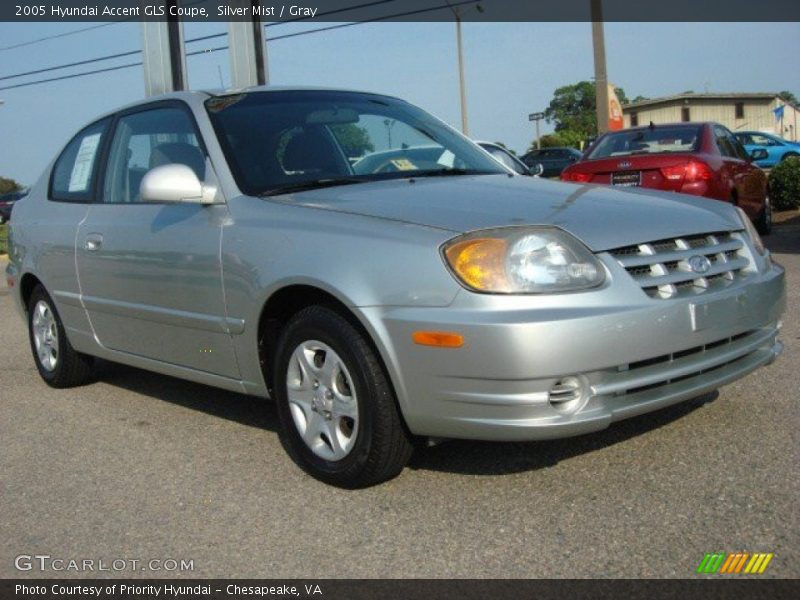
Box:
617 161 632 168
688 255 712 274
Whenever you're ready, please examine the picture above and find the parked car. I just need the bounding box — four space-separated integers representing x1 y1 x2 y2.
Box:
7 89 785 488
522 147 583 177
476 141 540 176
0 188 28 224
561 123 773 234
733 131 800 168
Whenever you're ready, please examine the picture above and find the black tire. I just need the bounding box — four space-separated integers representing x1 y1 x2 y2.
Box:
27 285 94 388
780 152 799 162
273 305 413 488
755 194 773 236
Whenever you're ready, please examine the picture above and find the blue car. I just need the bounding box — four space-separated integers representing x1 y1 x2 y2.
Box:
734 131 800 168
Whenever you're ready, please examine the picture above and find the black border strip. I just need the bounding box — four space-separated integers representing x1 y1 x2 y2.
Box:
2 0 799 23
3 579 800 600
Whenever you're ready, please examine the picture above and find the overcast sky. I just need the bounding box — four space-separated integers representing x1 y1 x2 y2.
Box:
1 20 799 184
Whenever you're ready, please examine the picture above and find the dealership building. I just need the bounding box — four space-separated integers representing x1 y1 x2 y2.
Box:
622 93 800 141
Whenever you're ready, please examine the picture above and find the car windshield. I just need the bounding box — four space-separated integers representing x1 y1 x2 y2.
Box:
587 125 702 159
205 90 506 196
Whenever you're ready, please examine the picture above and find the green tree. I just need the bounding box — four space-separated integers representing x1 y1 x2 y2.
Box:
542 80 628 142
330 124 374 158
631 95 649 103
0 176 22 196
527 133 565 153
778 90 799 106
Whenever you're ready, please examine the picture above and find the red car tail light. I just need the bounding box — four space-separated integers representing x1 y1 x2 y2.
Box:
561 171 592 183
660 160 713 183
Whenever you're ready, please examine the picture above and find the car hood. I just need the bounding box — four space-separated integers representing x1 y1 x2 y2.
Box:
277 174 742 252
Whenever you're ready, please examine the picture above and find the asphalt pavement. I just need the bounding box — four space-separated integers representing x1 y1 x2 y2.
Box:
1 214 798 579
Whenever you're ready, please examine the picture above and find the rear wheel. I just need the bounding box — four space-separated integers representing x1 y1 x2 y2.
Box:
755 194 773 236
780 152 799 162
273 305 413 488
27 285 94 388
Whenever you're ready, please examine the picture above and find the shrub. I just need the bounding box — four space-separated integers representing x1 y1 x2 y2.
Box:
768 156 800 210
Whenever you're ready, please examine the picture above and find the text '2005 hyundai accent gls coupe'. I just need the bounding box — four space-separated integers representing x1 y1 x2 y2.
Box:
6 88 786 487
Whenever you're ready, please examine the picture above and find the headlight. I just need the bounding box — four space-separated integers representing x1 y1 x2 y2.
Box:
735 207 766 255
442 227 606 294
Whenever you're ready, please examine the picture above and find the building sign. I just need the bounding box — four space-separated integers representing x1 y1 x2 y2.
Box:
608 84 624 131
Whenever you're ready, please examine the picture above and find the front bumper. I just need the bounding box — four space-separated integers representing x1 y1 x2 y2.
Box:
361 259 786 442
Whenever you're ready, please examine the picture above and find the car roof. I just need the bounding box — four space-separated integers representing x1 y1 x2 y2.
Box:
735 130 779 136
527 147 579 152
81 86 404 127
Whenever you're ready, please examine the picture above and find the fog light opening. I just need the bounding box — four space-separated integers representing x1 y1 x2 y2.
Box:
548 376 588 414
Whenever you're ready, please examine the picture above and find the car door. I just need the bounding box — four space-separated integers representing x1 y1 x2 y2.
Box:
75 102 240 378
37 118 112 349
750 133 783 166
728 131 767 218
713 125 750 204
554 148 578 174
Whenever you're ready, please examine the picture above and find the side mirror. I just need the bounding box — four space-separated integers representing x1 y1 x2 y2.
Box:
140 164 218 205
531 163 544 177
750 148 768 162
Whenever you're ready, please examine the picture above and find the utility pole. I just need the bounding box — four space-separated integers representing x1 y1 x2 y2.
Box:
454 9 469 135
591 0 609 135
529 112 544 149
140 0 188 96
228 0 269 88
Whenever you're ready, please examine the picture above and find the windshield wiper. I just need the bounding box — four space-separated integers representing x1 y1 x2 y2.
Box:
259 178 365 196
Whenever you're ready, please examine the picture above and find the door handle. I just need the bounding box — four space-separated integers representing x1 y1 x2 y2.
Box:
85 233 103 251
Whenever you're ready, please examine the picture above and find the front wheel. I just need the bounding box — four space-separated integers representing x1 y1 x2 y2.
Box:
273 306 413 488
755 194 773 236
27 285 94 387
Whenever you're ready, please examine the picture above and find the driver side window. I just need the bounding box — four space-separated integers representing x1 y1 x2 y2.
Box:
752 134 778 147
103 106 205 204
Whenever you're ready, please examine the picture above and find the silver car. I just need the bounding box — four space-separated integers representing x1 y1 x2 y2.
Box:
6 88 786 488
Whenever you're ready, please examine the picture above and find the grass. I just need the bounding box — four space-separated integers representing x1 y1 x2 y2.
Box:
0 223 7 256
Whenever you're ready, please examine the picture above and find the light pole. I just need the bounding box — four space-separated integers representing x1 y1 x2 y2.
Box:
384 119 395 148
591 0 610 135
447 2 481 136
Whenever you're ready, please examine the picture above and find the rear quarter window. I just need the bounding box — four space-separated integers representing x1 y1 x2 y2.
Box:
50 118 111 202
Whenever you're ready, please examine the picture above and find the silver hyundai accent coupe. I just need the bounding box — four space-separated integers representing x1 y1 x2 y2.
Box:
6 88 785 487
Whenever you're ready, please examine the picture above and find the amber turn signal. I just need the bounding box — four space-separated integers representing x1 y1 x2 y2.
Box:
412 331 464 348
443 237 509 292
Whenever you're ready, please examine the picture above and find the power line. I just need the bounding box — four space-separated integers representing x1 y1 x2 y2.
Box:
0 0 481 92
0 23 118 53
0 61 143 92
0 49 142 82
267 0 479 42
0 0 418 83
0 0 208 54
268 0 401 26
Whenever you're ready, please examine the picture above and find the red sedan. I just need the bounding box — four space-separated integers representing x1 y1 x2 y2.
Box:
561 122 772 234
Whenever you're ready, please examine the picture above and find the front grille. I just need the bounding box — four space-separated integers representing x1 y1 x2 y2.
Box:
592 329 771 398
608 231 750 299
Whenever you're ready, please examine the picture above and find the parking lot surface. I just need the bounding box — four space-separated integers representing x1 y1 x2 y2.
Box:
1 215 798 579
